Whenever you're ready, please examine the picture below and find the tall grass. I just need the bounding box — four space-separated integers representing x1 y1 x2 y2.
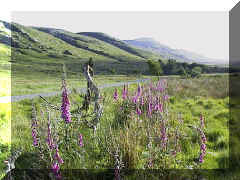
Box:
5 75 230 179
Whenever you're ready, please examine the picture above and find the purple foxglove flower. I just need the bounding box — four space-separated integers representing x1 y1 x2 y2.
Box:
147 102 152 117
197 127 207 163
31 128 38 147
120 106 123 111
163 94 169 101
136 106 142 116
132 95 138 104
54 147 64 164
46 122 54 150
51 162 60 174
79 134 83 147
154 103 162 112
55 173 62 180
122 84 127 100
61 85 71 123
140 96 144 106
113 88 118 100
161 125 167 149
199 143 207 163
137 84 142 97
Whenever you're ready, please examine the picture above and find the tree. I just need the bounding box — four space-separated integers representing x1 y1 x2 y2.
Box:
147 60 163 76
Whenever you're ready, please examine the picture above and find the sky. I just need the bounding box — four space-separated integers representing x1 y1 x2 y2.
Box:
11 12 229 60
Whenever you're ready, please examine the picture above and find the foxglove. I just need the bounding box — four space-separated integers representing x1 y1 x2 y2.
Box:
61 80 71 123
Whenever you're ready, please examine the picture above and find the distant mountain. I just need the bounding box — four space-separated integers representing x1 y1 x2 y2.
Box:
124 38 228 66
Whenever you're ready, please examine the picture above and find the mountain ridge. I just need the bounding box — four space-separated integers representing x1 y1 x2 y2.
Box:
123 37 228 65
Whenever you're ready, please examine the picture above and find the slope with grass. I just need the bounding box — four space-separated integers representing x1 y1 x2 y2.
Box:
1 21 164 77
78 32 163 61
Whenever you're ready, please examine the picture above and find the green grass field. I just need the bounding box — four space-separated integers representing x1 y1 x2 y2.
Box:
1 74 235 179
1 66 240 179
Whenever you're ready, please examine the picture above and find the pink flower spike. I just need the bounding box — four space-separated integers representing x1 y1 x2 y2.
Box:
51 162 60 174
154 103 162 112
137 84 142 97
140 96 144 106
132 95 138 104
147 102 152 117
54 147 64 164
163 94 169 101
79 134 84 147
113 88 118 100
122 84 127 100
136 106 142 116
61 82 71 123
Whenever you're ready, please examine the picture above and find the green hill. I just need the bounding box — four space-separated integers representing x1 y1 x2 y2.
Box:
0 21 166 76
78 32 162 60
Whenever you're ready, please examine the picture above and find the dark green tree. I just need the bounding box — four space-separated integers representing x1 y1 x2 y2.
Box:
147 60 163 76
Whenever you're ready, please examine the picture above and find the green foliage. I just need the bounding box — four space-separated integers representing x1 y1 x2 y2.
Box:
147 59 163 75
146 57 227 77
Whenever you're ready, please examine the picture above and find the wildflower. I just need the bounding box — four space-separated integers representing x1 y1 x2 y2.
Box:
46 121 54 149
113 88 118 100
136 106 142 116
32 129 38 146
54 146 64 164
157 81 164 92
79 134 83 147
147 102 152 117
61 80 71 123
137 83 142 97
140 96 144 106
46 118 56 150
122 84 128 100
51 162 60 174
154 98 162 112
199 143 207 163
163 94 169 101
119 106 123 111
132 95 138 104
154 103 162 112
197 127 207 163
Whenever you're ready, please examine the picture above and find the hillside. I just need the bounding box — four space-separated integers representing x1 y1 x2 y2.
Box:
0 21 163 75
0 21 11 71
78 32 162 60
124 38 228 66
0 20 229 77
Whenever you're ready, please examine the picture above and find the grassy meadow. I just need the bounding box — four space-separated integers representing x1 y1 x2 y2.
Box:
2 73 235 179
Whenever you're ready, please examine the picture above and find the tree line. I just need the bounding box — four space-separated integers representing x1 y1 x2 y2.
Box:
147 59 228 78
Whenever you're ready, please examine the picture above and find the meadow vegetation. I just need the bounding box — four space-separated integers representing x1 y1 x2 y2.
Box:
2 73 233 179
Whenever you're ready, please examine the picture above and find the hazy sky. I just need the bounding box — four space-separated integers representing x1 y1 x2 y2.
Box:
12 12 229 60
